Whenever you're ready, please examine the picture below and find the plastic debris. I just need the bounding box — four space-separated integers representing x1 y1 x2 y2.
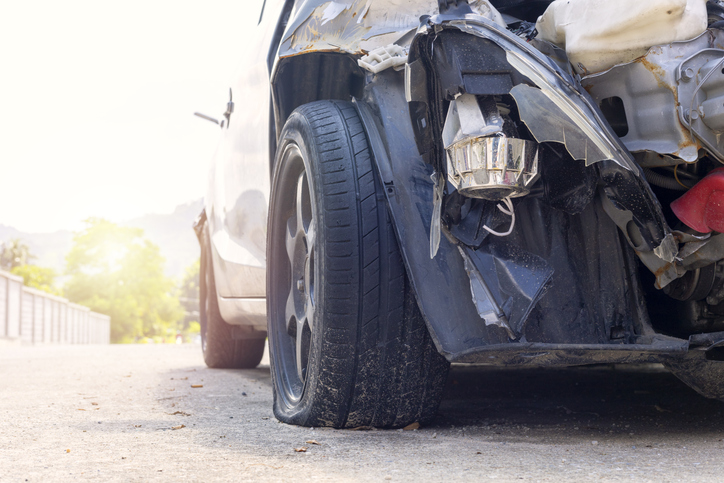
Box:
358 44 407 74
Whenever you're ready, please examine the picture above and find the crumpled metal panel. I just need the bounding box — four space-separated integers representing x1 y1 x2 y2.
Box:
459 241 553 341
643 231 724 290
510 83 613 165
580 31 724 162
278 0 505 59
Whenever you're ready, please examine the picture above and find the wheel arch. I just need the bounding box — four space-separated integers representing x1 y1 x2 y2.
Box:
270 53 366 172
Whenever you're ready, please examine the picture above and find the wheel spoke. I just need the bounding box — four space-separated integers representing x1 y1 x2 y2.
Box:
285 290 296 336
305 299 315 331
306 219 316 252
296 318 306 382
296 172 308 235
285 216 297 265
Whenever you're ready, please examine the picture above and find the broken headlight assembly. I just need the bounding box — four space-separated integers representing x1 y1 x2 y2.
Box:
442 93 539 201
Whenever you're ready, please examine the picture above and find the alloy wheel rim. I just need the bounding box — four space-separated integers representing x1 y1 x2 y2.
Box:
272 143 317 405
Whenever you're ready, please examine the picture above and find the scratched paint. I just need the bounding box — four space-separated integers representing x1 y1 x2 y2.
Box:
279 0 504 57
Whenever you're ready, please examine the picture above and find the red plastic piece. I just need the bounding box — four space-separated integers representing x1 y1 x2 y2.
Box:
671 167 724 233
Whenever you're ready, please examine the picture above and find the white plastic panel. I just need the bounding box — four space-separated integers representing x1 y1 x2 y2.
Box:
536 0 707 74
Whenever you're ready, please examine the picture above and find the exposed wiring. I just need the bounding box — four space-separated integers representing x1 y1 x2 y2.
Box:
482 197 516 236
673 164 691 190
662 165 699 180
643 168 688 191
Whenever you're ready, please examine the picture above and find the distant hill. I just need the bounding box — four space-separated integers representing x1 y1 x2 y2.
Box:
126 199 204 279
0 199 204 280
0 225 73 275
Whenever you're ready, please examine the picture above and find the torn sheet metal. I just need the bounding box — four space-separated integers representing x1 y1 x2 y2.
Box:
656 232 724 290
458 239 553 341
536 0 707 75
510 83 613 165
458 245 513 338
429 171 444 259
600 171 710 290
638 232 722 290
320 2 350 25
581 30 724 163
279 0 505 58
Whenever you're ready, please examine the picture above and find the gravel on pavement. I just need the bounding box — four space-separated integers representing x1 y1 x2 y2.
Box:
2 344 724 482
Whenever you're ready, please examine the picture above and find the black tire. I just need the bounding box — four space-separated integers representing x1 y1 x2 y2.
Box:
200 226 265 369
267 100 449 429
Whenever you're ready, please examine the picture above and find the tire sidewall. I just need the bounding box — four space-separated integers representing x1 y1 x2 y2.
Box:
199 226 211 360
267 110 328 425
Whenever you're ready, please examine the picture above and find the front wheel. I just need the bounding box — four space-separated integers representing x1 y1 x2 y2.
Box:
267 100 449 428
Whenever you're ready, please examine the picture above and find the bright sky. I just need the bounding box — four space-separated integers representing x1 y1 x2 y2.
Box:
1 1 259 233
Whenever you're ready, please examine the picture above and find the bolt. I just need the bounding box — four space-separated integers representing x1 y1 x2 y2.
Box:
682 67 695 81
296 279 304 292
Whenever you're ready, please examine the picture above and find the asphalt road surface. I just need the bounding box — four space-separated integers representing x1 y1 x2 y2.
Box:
2 344 724 482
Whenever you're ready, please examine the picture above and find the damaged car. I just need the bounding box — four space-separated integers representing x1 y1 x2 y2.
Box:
194 0 724 428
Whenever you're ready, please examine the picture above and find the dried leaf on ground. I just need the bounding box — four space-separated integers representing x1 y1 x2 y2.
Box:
654 405 672 413
403 422 420 431
306 440 321 445
172 425 186 430
294 447 308 453
191 384 203 388
168 411 192 416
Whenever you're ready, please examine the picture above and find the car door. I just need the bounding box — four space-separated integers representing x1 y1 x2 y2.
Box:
207 0 288 298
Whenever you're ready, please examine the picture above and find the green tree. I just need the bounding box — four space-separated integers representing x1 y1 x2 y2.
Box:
10 264 60 295
177 258 200 328
64 218 184 343
0 238 35 271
